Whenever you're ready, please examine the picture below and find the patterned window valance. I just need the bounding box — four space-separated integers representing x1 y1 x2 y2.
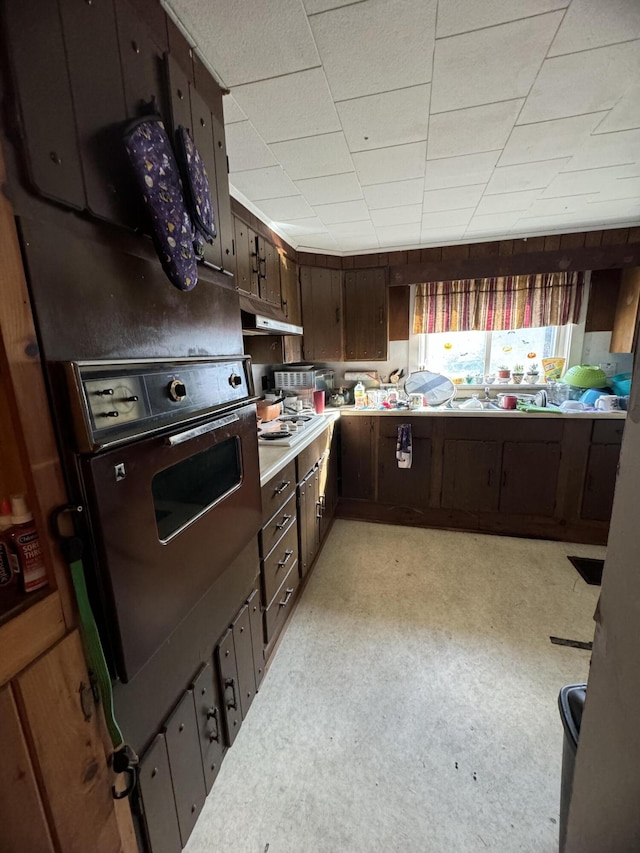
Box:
413 272 584 334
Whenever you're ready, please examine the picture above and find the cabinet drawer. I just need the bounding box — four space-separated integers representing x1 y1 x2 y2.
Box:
592 420 625 444
262 520 299 606
264 562 300 645
261 461 296 523
260 493 296 558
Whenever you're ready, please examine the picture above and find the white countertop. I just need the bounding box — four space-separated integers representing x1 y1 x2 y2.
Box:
257 406 624 485
258 411 340 486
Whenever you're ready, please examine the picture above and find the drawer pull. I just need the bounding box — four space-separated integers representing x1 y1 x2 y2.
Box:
275 514 292 530
278 549 294 568
279 587 294 608
316 500 323 519
274 480 291 496
206 707 220 742
224 678 238 711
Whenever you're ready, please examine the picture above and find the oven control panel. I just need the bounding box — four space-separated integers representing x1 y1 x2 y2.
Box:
64 357 256 451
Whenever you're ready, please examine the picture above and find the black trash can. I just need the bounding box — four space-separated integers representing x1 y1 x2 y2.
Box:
558 683 587 853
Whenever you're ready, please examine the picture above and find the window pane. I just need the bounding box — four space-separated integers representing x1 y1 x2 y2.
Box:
424 331 486 380
489 327 557 374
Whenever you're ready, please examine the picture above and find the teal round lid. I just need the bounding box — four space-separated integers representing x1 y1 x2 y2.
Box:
561 364 608 389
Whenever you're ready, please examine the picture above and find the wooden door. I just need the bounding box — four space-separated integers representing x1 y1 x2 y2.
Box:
378 435 432 509
297 480 309 578
344 268 388 360
281 255 301 324
263 240 281 305
304 468 320 572
581 444 621 521
216 628 241 746
232 604 257 718
441 440 501 512
300 267 343 360
191 663 225 793
500 441 561 516
164 690 207 847
233 217 252 294
248 228 260 296
340 416 375 500
210 109 235 275
189 87 222 269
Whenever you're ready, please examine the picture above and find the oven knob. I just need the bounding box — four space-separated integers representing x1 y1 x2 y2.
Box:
229 373 242 388
168 379 187 402
95 388 114 396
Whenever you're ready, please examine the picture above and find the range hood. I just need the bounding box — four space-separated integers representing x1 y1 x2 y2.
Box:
240 295 303 336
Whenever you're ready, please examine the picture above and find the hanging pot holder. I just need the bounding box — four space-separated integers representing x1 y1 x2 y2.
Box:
123 115 198 292
175 125 217 260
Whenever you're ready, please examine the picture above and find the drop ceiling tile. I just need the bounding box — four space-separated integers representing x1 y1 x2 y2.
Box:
254 195 315 221
541 164 638 198
337 235 381 251
166 0 319 86
420 225 467 244
222 95 246 125
594 176 640 202
376 223 422 246
430 13 563 113
465 211 524 236
225 122 278 172
229 166 299 201
303 0 357 13
270 132 354 180
548 0 640 55
297 233 340 251
518 42 640 125
421 208 475 229
521 195 598 218
475 189 541 216
423 184 485 213
353 143 427 185
510 214 573 233
277 217 329 235
427 100 524 160
314 199 370 224
337 85 430 152
231 69 340 143
425 152 500 190
295 172 363 205
370 205 423 227
363 180 424 209
499 112 607 166
309 0 435 101
485 159 569 195
594 84 640 134
326 219 377 238
563 128 640 171
584 197 640 217
436 0 569 38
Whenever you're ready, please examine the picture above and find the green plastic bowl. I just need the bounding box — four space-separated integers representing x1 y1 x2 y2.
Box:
561 364 608 389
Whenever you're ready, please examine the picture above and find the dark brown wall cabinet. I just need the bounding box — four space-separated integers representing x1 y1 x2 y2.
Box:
300 267 343 361
344 268 388 360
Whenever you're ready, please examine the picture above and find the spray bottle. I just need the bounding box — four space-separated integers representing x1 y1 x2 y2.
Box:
9 495 48 593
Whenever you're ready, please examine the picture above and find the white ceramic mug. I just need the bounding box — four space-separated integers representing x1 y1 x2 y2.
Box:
595 395 621 412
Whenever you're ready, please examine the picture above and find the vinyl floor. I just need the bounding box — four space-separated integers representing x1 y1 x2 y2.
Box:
184 521 603 853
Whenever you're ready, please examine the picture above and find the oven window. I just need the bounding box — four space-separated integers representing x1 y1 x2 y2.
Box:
152 437 242 542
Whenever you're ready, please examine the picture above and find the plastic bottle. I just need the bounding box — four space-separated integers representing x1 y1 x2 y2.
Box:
354 381 366 409
9 495 48 593
0 498 15 591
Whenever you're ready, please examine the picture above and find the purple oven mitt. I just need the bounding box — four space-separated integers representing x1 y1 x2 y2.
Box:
123 116 198 292
175 126 217 261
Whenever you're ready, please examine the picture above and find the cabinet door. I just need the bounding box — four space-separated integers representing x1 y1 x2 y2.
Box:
308 466 321 567
232 604 257 718
248 228 261 296
164 691 207 847
264 240 282 305
114 0 168 120
581 444 620 521
247 588 266 689
297 480 309 578
341 416 375 500
281 255 301 324
234 217 253 294
138 735 182 853
378 436 432 509
441 440 500 512
300 267 343 360
500 441 561 517
344 268 387 360
216 628 242 746
190 88 223 269
191 663 225 794
211 109 235 274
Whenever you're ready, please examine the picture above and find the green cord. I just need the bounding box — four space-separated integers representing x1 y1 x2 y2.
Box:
69 558 123 750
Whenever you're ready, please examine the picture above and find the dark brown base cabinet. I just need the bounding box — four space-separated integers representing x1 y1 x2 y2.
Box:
338 415 622 545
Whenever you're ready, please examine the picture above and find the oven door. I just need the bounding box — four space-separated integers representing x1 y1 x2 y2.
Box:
81 404 261 682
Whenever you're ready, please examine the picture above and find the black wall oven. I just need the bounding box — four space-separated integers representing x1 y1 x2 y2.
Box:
58 356 261 682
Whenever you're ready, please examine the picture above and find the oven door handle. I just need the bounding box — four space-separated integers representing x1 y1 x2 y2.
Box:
166 413 240 446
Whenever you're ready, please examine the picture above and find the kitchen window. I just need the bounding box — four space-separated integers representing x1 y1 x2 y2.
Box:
417 325 572 381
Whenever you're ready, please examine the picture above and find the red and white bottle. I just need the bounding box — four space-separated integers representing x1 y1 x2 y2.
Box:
9 495 48 593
